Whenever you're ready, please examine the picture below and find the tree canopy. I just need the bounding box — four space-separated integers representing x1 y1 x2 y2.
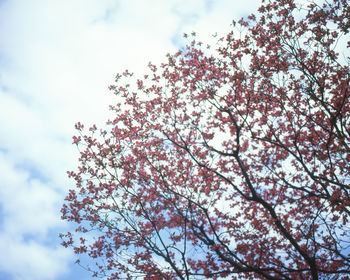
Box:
61 0 350 279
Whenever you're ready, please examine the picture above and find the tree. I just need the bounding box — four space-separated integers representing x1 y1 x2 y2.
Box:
60 0 350 279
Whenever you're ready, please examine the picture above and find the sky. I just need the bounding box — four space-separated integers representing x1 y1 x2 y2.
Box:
0 0 260 279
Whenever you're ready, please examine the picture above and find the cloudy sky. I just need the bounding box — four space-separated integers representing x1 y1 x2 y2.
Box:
0 0 260 279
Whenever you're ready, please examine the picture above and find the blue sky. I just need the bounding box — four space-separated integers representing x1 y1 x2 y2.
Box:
0 0 260 279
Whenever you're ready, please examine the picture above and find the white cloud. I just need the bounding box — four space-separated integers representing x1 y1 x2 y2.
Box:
0 0 261 279
0 152 71 280
0 233 70 280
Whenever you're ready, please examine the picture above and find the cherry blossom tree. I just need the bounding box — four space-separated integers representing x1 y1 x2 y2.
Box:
61 0 350 279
